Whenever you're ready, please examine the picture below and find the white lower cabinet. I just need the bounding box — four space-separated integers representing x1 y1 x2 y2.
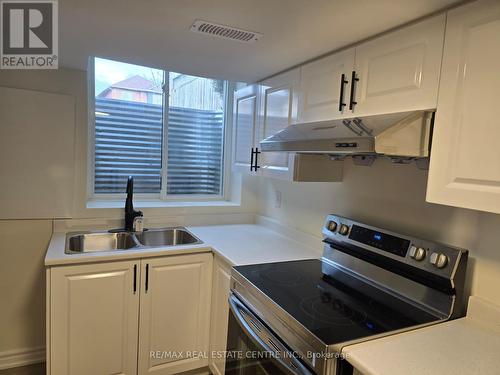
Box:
50 260 140 375
138 253 213 375
208 256 232 375
48 252 213 375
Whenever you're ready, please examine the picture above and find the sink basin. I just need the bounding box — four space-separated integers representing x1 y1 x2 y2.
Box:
65 227 202 254
66 232 139 253
135 228 201 247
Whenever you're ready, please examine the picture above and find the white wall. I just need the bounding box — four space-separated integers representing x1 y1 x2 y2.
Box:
256 158 500 304
0 68 259 220
0 68 258 364
0 221 51 355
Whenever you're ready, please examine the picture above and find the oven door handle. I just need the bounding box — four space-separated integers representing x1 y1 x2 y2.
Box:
229 294 314 375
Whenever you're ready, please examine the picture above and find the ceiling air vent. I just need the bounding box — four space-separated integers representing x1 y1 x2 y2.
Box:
190 19 262 43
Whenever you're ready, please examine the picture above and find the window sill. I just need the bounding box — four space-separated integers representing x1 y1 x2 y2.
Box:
86 199 241 210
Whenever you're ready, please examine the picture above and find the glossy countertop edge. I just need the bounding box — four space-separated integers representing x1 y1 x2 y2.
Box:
45 215 324 267
342 296 500 375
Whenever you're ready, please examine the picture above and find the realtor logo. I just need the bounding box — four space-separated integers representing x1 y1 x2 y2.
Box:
1 0 58 69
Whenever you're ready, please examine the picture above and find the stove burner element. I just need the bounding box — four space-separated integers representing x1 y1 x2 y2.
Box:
300 290 367 326
254 269 304 287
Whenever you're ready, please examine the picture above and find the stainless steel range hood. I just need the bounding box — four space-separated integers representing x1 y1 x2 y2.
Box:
260 110 434 159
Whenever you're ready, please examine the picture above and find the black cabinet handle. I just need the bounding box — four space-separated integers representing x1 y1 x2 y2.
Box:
339 73 348 112
133 264 137 294
254 148 261 171
145 264 149 293
250 148 260 172
250 147 255 171
349 71 359 110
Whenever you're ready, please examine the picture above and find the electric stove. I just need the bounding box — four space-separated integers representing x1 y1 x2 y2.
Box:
226 214 468 375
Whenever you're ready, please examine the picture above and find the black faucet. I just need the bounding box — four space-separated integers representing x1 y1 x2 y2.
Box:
124 176 143 232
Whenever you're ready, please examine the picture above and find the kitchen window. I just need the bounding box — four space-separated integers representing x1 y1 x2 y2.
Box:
89 57 230 202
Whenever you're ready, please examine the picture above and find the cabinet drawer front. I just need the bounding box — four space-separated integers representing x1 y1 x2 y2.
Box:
353 14 445 116
427 0 500 214
138 252 213 375
50 261 139 375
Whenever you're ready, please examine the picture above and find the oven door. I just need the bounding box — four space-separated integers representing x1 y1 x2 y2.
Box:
225 293 314 375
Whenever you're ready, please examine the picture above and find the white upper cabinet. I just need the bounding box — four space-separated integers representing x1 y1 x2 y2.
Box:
295 15 445 121
50 261 140 375
232 80 343 182
232 11 450 182
426 0 500 214
258 69 300 180
298 48 355 122
232 84 260 174
352 14 445 116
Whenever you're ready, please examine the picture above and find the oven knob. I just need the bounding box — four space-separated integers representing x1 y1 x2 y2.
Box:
327 221 338 232
410 246 426 261
339 224 350 236
430 252 448 269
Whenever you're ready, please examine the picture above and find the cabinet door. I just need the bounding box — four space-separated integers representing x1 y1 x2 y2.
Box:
352 14 445 116
208 257 232 375
426 0 500 214
138 253 213 375
258 69 300 180
50 261 140 375
232 84 260 174
298 48 355 122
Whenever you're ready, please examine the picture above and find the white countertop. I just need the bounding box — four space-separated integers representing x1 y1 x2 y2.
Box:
343 296 500 375
188 224 322 265
45 220 323 266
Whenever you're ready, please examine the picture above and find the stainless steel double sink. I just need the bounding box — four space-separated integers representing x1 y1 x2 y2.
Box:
65 227 202 254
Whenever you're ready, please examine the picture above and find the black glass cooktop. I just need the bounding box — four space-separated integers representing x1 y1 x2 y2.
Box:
233 259 439 346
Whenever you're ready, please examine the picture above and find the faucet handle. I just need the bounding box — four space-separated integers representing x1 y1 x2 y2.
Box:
133 216 144 233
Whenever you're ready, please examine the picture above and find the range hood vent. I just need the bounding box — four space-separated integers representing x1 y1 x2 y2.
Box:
260 110 434 160
190 19 262 43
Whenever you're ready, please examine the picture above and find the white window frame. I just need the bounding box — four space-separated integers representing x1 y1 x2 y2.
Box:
87 57 233 203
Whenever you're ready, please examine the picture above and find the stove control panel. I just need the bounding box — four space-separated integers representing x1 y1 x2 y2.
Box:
322 214 468 279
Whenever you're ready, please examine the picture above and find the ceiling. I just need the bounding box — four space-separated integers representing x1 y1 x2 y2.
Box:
60 0 463 83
